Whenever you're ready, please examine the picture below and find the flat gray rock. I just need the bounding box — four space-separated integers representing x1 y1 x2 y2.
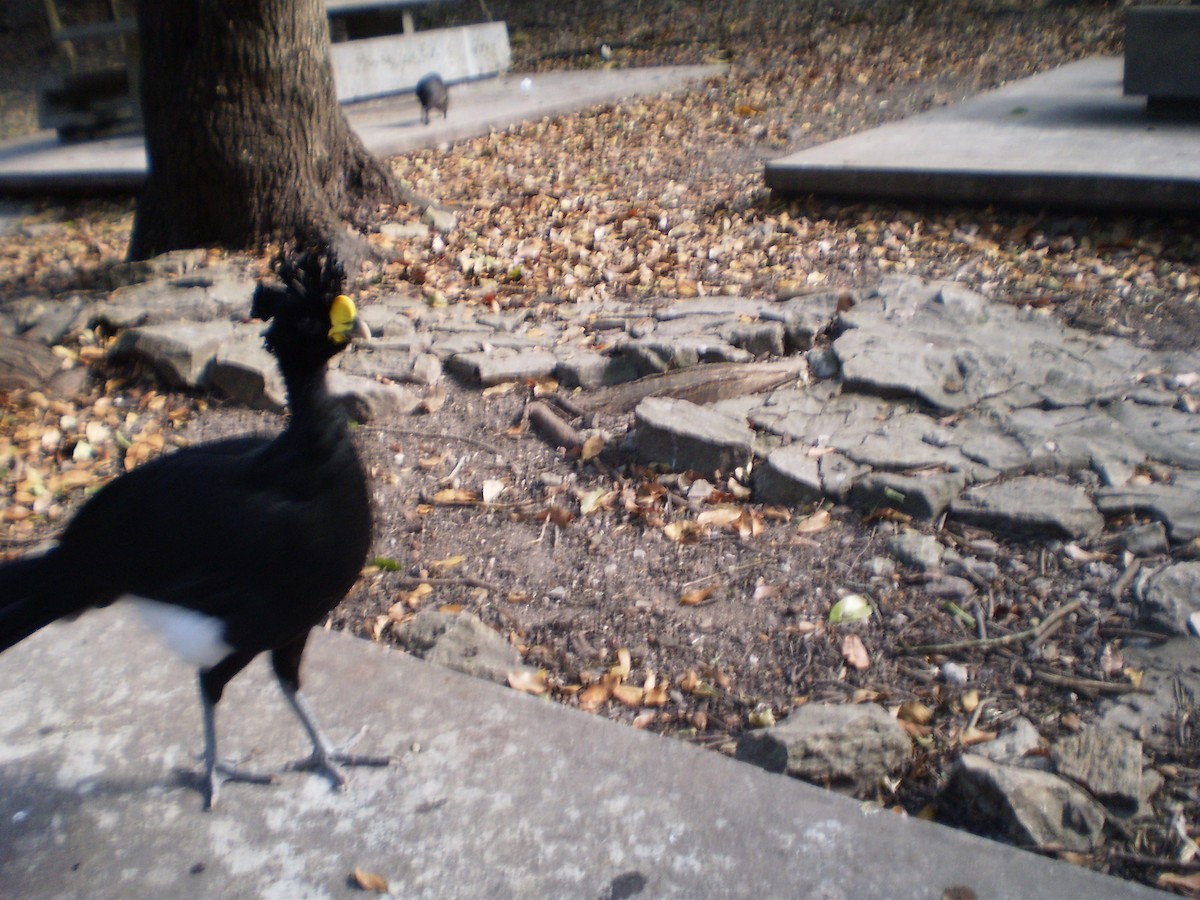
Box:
1051 728 1143 814
206 334 285 411
950 476 1104 540
634 397 756 475
393 609 529 684
448 349 559 385
735 702 911 797
947 754 1107 852
110 320 236 389
851 470 969 520
328 372 421 423
753 444 823 506
1095 483 1200 543
1135 561 1200 636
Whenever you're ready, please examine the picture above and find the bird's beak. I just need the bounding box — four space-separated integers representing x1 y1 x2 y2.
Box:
328 295 370 344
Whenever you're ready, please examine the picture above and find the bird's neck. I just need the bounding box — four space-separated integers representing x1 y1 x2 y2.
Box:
281 367 349 455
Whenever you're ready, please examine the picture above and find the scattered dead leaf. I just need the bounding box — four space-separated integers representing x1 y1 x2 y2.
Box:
351 867 389 893
679 584 718 606
841 633 870 670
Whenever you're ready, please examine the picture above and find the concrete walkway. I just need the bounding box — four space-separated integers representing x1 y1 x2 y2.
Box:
0 605 1165 898
766 56 1200 213
0 66 722 194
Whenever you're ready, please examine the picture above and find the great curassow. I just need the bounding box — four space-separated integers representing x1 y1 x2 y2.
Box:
0 252 385 809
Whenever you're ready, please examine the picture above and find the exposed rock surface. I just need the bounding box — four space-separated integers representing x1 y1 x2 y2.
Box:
392 609 531 684
19 264 1200 546
734 702 910 796
1051 728 1143 814
946 754 1107 852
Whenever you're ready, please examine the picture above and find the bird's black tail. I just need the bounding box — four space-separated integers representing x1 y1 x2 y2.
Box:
0 552 73 653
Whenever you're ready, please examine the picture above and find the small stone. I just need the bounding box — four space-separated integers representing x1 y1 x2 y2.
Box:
940 662 970 685
867 556 896 579
735 702 910 797
886 530 945 570
1122 521 1169 557
975 717 1043 767
924 575 976 601
1051 727 1143 814
946 754 1106 852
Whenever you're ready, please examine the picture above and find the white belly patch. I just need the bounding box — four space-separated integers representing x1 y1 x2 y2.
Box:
130 597 232 668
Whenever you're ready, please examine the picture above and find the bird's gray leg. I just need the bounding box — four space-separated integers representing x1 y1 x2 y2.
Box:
197 663 274 810
271 638 391 790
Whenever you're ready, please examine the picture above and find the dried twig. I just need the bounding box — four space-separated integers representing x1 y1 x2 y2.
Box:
1031 668 1150 696
901 598 1083 655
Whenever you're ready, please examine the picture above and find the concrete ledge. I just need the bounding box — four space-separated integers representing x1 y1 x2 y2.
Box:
331 22 511 102
0 605 1165 898
766 57 1200 214
1124 7 1200 100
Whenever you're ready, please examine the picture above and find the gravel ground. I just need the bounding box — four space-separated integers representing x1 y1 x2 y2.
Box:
2 1 1200 892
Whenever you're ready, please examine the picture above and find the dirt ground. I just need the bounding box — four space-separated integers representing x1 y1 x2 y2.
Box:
2 0 1200 891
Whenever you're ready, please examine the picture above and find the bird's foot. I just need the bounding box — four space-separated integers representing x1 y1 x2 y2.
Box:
283 748 392 792
201 760 279 811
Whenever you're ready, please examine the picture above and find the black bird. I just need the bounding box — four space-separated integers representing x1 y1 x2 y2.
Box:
415 72 449 125
0 252 383 809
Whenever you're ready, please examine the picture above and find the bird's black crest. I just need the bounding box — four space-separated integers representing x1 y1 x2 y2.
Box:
252 252 347 360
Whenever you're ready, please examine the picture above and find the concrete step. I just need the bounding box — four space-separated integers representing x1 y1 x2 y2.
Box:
0 605 1165 898
765 57 1200 214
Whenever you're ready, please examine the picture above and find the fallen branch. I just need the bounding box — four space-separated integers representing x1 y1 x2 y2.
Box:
901 598 1083 655
1031 668 1150 696
525 400 583 450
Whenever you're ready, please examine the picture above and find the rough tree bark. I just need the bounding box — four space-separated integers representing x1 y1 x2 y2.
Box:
129 0 398 261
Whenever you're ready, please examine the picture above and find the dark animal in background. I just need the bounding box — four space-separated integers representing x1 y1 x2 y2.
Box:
0 252 385 809
416 73 449 125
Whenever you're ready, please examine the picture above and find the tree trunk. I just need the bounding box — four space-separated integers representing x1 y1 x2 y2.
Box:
129 0 397 261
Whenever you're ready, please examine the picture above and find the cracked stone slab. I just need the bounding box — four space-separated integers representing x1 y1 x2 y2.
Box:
1134 561 1200 636
947 754 1106 853
206 334 286 411
634 397 756 475
834 279 1154 413
447 349 560 386
1106 401 1200 470
1095 482 1200 543
109 319 237 389
950 476 1104 540
328 371 421 423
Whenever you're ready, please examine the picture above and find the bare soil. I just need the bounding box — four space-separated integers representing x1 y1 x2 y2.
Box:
2 1 1199 891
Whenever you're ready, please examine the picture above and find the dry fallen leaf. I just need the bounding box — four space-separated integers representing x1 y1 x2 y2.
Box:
612 647 632 679
679 584 717 606
612 683 644 707
578 683 610 712
432 487 478 505
796 507 831 533
897 699 934 726
351 867 389 893
841 633 870 670
960 726 999 747
430 554 465 573
580 434 605 462
507 669 549 695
